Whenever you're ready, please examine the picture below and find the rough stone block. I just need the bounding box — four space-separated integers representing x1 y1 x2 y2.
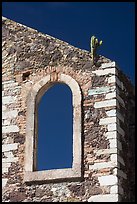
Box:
94 99 116 108
3 82 18 89
2 125 19 133
110 185 118 194
2 178 8 188
2 119 10 126
94 148 117 155
108 75 116 84
2 143 18 152
88 194 118 202
106 109 116 117
98 175 118 186
101 61 116 69
92 68 116 76
2 157 18 163
99 117 116 125
2 96 17 105
105 131 117 139
107 123 117 131
110 154 117 163
88 86 115 96
4 151 14 158
2 110 18 119
2 105 6 111
111 154 125 166
2 162 11 168
89 161 116 170
2 79 14 84
109 139 117 148
105 91 116 99
2 167 9 173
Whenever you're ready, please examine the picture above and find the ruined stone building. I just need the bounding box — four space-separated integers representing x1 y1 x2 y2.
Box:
2 16 135 202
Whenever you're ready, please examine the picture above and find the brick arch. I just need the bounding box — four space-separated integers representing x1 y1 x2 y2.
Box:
24 73 82 183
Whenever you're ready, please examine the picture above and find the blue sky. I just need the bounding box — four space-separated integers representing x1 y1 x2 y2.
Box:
38 84 73 170
2 2 135 170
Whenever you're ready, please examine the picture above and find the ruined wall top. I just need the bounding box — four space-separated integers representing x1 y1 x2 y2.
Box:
2 16 112 74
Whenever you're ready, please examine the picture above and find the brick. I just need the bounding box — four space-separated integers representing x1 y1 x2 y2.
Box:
2 178 8 188
92 68 116 76
3 82 18 89
94 148 117 155
105 131 117 139
106 109 116 117
99 117 116 125
109 139 117 148
110 183 124 195
2 157 18 163
109 139 122 150
108 75 116 84
110 154 117 162
2 162 11 168
101 61 116 68
2 80 15 84
88 86 115 96
2 167 9 173
2 110 18 119
2 119 10 126
111 154 125 166
88 194 118 202
2 105 6 111
2 143 18 152
94 99 116 108
113 167 118 175
105 91 116 99
89 161 116 170
108 75 125 91
4 151 14 158
110 185 118 194
2 125 19 133
107 123 117 131
2 96 17 105
98 175 118 186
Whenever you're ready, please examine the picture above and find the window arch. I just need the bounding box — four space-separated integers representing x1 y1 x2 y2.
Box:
24 73 82 183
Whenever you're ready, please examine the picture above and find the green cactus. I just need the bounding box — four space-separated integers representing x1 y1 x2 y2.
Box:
91 35 103 62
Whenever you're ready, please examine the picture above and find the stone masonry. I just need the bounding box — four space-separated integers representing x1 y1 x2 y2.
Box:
2 16 135 202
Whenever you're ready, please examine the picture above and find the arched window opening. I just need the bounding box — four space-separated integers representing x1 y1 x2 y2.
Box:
24 73 82 183
37 83 73 171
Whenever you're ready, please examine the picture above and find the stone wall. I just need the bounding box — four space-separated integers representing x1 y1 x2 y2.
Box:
2 16 135 202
